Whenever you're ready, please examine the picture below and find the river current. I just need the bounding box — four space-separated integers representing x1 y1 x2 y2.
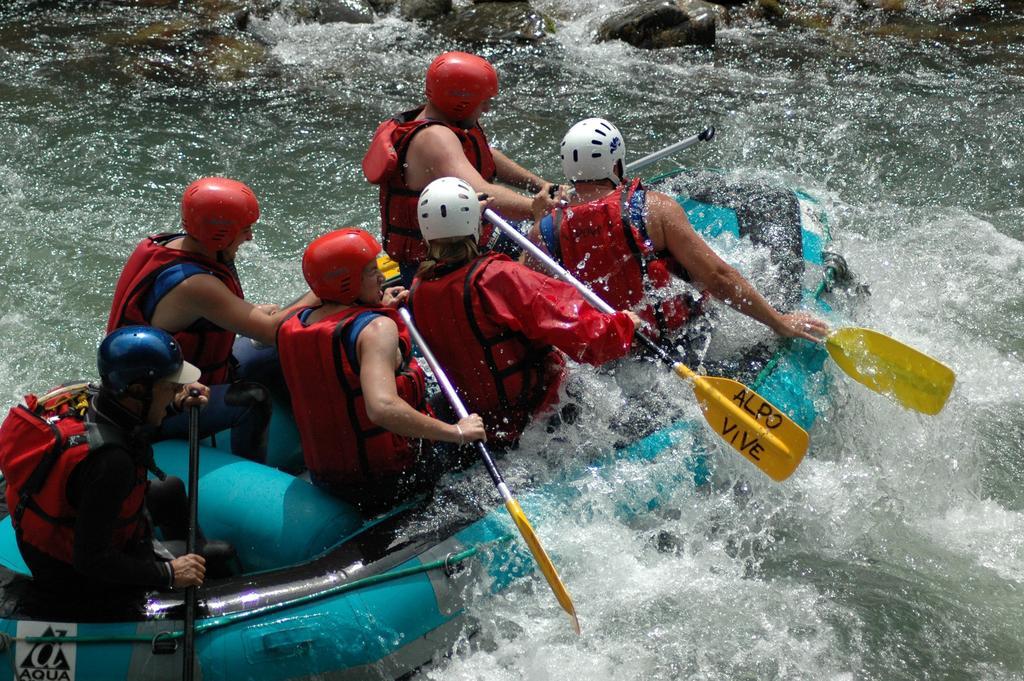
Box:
0 3 1022 680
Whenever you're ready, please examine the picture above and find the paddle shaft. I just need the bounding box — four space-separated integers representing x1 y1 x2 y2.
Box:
183 395 200 681
625 126 715 175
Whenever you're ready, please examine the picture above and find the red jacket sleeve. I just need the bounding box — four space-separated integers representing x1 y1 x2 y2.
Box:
476 259 635 365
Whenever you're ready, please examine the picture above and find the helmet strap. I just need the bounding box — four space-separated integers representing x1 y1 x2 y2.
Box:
613 160 625 185
422 101 476 129
122 382 156 426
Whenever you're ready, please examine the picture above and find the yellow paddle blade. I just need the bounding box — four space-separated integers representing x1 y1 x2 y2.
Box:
826 327 955 415
674 365 809 482
505 498 581 635
376 253 402 287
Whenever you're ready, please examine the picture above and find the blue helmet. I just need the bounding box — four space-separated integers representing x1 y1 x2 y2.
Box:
98 326 201 394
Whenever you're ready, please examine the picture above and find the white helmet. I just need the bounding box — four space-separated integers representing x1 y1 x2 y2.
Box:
560 118 626 185
417 177 481 243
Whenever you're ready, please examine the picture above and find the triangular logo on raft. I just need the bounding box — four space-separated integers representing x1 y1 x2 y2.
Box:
15 622 76 681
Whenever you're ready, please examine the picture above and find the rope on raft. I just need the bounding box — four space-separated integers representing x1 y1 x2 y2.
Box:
0 535 516 651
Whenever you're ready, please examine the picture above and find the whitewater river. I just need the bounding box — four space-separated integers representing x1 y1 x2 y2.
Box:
1 3 1022 679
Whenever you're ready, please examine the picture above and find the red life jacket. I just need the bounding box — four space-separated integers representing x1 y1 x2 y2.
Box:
0 385 149 567
409 254 562 447
277 305 429 485
363 107 498 265
106 233 244 385
557 180 704 339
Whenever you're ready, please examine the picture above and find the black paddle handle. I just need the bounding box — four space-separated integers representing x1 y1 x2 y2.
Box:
634 329 678 368
185 401 200 555
183 389 200 681
475 441 505 489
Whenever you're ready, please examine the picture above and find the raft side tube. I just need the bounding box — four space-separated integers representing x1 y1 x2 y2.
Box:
152 445 363 573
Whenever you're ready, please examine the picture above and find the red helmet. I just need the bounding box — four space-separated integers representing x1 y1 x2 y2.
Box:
181 177 260 251
425 52 498 121
302 229 381 304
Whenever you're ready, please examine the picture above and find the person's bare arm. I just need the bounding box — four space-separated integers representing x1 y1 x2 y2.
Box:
520 221 546 268
277 290 320 317
491 148 550 193
647 191 828 342
256 290 320 317
152 275 313 347
358 317 485 443
404 126 552 221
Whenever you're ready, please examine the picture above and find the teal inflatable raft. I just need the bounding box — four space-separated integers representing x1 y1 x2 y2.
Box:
0 170 849 681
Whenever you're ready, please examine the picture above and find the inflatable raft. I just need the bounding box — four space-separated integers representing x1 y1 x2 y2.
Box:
0 170 850 681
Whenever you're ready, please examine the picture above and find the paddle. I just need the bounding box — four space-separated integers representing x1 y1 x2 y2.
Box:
484 208 809 482
825 327 955 415
376 252 402 287
183 389 201 681
624 126 715 175
398 307 581 634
